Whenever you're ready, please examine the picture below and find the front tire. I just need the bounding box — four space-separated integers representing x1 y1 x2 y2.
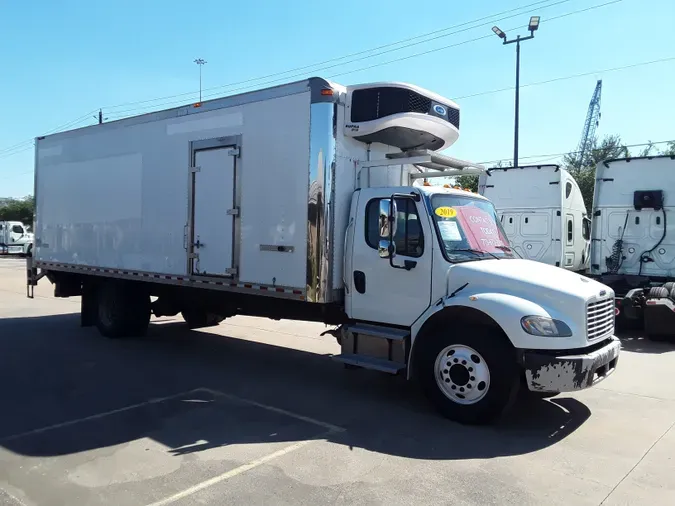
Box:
415 327 520 425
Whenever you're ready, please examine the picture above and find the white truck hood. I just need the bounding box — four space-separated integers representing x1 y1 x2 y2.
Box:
448 259 611 311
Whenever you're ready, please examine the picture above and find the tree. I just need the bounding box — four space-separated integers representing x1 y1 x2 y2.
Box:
563 134 629 211
455 160 506 193
455 174 478 192
661 141 675 156
0 196 35 225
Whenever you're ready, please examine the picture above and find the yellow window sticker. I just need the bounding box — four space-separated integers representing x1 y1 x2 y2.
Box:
435 206 457 218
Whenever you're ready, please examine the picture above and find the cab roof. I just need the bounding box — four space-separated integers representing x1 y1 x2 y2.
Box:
417 185 489 201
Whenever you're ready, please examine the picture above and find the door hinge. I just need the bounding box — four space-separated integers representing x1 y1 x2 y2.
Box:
227 208 240 216
189 165 201 173
225 267 238 276
228 147 240 157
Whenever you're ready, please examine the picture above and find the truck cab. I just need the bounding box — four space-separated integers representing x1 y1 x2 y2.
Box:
341 179 620 424
0 221 33 256
590 155 675 340
478 165 591 272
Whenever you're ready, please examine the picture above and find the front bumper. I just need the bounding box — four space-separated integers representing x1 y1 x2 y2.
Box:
522 336 621 393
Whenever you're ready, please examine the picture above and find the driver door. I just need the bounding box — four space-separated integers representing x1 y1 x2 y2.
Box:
347 188 433 326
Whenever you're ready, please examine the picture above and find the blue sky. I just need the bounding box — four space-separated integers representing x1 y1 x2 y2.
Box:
1 0 673 197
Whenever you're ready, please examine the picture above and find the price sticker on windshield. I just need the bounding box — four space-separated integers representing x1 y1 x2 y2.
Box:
435 206 457 218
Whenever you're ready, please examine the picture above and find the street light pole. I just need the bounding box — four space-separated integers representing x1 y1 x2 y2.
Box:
514 36 521 168
194 58 207 102
492 16 540 167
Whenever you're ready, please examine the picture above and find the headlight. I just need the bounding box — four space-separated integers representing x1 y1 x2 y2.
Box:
521 316 572 337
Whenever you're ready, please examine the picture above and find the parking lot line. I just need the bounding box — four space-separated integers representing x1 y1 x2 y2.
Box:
199 387 346 433
145 434 331 506
0 388 206 442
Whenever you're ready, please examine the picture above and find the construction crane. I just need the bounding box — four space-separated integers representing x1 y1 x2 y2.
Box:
574 79 602 167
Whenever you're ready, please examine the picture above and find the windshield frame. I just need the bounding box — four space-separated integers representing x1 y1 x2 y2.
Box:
425 192 516 264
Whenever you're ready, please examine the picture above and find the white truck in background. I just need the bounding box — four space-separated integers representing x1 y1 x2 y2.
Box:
0 220 33 256
27 77 620 424
589 155 675 341
478 165 590 272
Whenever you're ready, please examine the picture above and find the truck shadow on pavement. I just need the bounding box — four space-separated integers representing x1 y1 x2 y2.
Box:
0 313 591 463
617 331 675 354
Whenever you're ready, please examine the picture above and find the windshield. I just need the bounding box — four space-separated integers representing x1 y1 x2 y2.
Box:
430 194 516 262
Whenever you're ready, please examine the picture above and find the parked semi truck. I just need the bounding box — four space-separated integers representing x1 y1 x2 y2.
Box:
0 220 33 256
27 77 620 424
478 165 590 272
589 155 675 340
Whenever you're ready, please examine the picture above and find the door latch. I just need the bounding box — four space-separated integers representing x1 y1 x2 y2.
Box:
193 239 203 249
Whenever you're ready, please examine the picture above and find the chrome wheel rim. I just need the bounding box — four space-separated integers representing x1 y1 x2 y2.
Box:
434 344 490 405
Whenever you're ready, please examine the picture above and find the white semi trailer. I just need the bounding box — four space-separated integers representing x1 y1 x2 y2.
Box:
478 165 590 272
27 78 620 424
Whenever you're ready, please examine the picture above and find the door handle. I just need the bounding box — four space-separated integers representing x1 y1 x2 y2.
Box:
194 239 203 248
353 270 366 294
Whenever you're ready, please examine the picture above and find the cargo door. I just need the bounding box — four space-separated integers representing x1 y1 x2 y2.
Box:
189 142 239 277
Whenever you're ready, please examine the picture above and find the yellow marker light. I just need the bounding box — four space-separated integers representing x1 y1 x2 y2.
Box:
469 295 478 301
321 89 334 96
193 102 202 108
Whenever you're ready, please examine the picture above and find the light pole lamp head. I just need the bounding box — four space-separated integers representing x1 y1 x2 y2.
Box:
492 26 506 40
528 16 540 33
194 58 207 65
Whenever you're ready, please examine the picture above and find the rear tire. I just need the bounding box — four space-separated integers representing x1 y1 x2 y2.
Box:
414 326 520 425
648 286 669 299
181 309 224 329
96 282 150 338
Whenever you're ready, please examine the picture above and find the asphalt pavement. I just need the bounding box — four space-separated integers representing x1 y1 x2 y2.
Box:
0 257 674 505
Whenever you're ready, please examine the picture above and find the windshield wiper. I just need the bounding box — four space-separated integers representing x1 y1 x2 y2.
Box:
449 248 501 260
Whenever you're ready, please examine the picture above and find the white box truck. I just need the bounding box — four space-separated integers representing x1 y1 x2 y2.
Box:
478 165 590 272
0 220 34 256
27 77 620 424
589 155 675 340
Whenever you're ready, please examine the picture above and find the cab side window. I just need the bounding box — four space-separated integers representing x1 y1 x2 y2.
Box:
12 225 23 234
366 198 424 258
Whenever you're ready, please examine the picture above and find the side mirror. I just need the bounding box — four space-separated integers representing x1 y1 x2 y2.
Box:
378 239 395 258
379 199 397 239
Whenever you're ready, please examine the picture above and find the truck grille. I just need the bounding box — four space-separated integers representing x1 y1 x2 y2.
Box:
586 298 615 341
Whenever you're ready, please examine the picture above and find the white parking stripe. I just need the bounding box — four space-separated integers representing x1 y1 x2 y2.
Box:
145 436 328 506
0 389 206 442
200 388 345 433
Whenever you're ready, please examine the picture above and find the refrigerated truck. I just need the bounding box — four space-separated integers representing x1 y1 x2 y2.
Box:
27 77 620 424
478 165 590 272
589 155 675 340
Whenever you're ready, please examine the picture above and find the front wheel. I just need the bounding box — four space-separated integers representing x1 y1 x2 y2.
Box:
415 327 520 425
